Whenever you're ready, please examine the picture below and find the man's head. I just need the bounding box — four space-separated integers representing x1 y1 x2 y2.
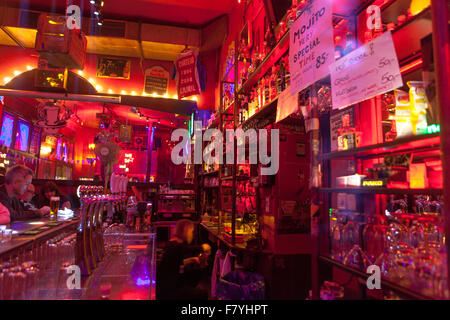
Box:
22 183 36 201
5 165 34 197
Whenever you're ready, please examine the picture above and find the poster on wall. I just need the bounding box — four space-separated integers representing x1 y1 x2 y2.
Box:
175 49 201 99
289 0 334 94
330 31 403 109
144 66 169 95
96 57 131 79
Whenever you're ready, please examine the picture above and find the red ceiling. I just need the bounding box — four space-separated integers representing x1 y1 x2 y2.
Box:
7 0 237 26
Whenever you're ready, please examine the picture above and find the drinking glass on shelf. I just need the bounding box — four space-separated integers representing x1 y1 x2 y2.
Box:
342 219 359 263
22 261 39 300
330 215 345 261
362 217 385 264
408 221 425 249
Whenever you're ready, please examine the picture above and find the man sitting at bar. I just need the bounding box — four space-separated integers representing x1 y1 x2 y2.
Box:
156 219 212 300
0 165 43 221
20 184 51 215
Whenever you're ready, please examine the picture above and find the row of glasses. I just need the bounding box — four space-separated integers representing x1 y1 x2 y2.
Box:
0 230 78 300
330 200 448 298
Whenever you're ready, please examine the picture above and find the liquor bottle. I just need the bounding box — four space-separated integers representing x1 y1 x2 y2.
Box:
270 66 278 100
344 32 354 55
253 46 260 69
257 80 262 108
264 21 276 50
277 60 286 93
337 114 361 151
264 75 270 104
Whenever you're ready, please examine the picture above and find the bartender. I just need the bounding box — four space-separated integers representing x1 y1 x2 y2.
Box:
0 164 43 221
156 219 212 300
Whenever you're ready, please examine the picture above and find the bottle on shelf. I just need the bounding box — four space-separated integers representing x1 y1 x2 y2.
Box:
277 60 286 93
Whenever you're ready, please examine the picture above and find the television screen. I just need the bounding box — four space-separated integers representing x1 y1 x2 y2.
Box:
15 119 30 152
0 113 15 148
29 127 41 154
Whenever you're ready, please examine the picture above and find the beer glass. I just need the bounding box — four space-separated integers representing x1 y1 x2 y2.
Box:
50 196 60 220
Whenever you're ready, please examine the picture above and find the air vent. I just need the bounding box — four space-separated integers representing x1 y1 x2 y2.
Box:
92 20 126 38
19 10 41 29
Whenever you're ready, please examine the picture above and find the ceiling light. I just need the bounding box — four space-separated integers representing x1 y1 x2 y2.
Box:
90 0 95 4
13 70 20 76
96 85 102 92
97 20 103 26
26 65 33 70
108 89 113 94
3 77 11 83
121 90 127 95
78 70 84 76
131 91 137 96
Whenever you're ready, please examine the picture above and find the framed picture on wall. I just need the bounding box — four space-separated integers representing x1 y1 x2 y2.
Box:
96 57 131 79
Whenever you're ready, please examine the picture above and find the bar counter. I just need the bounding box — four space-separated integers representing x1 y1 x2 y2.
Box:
0 217 79 258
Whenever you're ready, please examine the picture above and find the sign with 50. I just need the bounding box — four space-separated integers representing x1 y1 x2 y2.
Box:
330 31 403 109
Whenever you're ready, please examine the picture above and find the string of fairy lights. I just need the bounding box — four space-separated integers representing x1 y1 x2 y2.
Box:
2 66 198 102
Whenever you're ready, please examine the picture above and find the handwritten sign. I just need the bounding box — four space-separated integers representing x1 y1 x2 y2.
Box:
145 66 169 95
276 86 299 122
289 0 334 94
175 50 200 99
330 31 403 109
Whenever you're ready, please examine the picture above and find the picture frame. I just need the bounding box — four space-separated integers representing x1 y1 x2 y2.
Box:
96 56 131 79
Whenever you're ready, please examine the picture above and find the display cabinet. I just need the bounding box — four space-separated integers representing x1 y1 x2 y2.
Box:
312 0 450 300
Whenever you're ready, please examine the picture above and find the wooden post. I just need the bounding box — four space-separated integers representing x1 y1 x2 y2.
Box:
430 0 450 293
146 123 155 182
232 40 239 246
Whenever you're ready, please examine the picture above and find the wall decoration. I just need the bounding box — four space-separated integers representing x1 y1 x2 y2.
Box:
96 56 131 79
144 66 169 95
174 49 201 99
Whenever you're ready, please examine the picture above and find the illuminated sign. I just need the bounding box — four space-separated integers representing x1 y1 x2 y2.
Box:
361 179 386 187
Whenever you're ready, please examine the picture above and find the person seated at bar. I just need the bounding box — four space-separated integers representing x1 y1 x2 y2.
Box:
36 181 71 210
0 202 11 225
0 165 43 221
156 219 212 300
20 184 51 216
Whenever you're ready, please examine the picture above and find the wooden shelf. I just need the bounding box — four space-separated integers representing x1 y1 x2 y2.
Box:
318 255 440 300
238 31 290 95
201 170 219 176
240 97 278 131
317 133 440 161
318 187 443 195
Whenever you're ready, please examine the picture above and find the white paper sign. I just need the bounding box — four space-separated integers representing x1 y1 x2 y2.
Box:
330 31 403 109
289 0 335 94
276 86 299 123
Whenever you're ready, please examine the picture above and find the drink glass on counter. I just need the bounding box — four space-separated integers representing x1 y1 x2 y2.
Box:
50 196 60 221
